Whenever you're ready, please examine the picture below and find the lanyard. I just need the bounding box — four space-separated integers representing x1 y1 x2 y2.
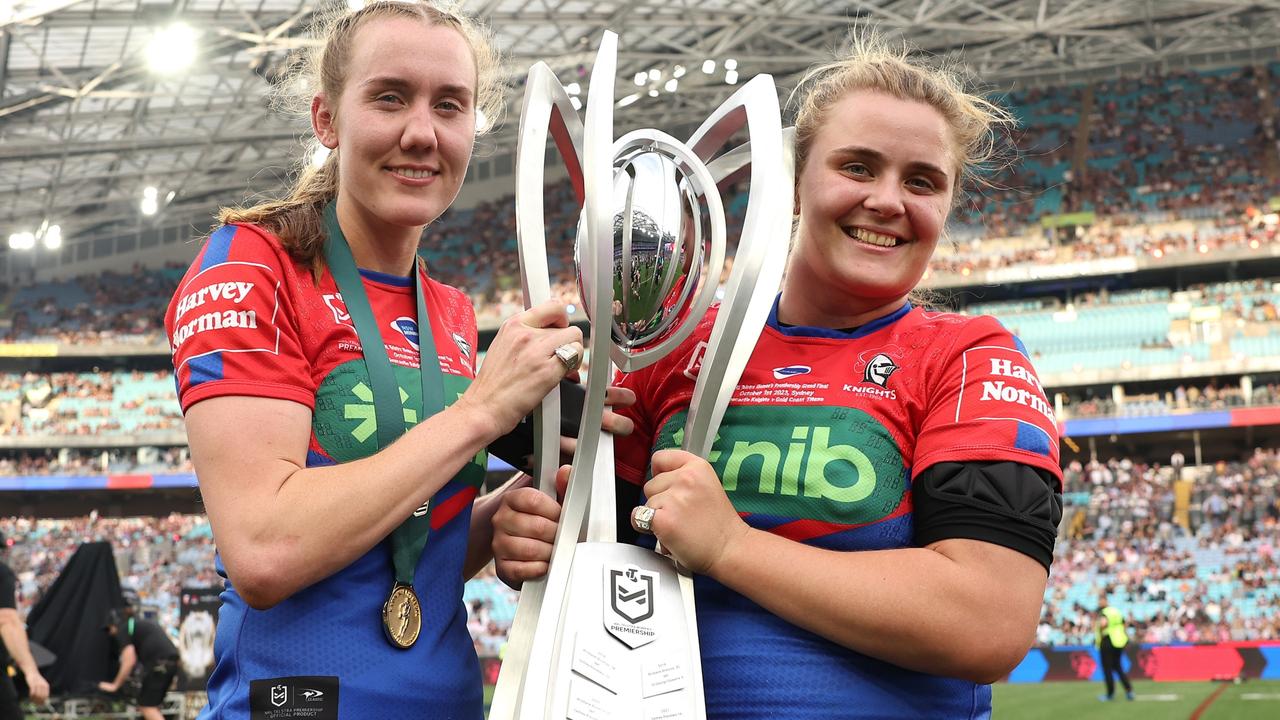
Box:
322 201 445 587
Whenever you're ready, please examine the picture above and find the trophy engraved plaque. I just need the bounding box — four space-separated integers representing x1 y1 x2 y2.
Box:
491 30 792 720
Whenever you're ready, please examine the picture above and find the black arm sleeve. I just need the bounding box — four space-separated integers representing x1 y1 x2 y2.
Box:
485 379 587 474
912 461 1062 571
0 563 15 611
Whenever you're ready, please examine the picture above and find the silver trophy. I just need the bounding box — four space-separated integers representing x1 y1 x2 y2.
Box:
492 31 791 720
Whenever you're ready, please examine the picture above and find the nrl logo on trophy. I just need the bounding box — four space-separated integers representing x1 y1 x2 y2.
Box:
489 30 792 720
606 565 658 647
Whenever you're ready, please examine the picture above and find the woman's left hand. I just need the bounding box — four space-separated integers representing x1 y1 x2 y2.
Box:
559 385 637 459
637 448 750 576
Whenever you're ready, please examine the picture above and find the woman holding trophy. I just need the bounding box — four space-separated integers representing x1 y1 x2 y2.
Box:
493 31 1062 718
165 2 632 717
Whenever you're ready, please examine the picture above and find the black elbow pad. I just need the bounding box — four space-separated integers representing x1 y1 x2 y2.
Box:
913 461 1062 571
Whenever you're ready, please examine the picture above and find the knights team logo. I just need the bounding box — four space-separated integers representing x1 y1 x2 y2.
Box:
862 353 899 388
271 684 288 707
604 565 658 648
451 332 472 359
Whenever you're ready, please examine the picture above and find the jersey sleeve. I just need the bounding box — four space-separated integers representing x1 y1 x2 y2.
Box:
0 563 15 611
165 224 313 412
913 315 1062 487
613 365 658 486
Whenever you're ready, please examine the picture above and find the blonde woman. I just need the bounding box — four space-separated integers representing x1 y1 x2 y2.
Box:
166 3 630 716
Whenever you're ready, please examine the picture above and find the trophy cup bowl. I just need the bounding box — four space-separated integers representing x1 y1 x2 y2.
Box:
601 150 704 350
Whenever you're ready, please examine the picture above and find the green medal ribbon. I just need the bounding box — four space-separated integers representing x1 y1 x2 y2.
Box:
322 202 445 593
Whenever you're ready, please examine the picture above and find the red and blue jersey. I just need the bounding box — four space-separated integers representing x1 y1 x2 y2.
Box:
614 299 1061 719
165 223 487 719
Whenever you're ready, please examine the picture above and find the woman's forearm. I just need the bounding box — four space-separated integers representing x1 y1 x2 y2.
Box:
191 396 502 609
711 530 1047 683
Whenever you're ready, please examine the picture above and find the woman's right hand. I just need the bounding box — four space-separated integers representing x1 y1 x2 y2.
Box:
460 300 583 438
492 464 570 589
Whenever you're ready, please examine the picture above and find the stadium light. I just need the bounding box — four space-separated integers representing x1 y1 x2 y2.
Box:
672 65 686 78
147 24 198 75
647 88 659 98
617 93 640 108
43 225 62 250
702 59 715 74
8 232 34 251
725 69 739 85
647 68 660 82
664 78 678 93
570 96 582 111
634 72 646 87
141 186 159 216
724 58 738 71
566 82 581 96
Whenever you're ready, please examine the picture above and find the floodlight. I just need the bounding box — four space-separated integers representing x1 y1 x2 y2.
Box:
8 232 34 250
43 225 61 250
146 24 198 75
702 59 715 74
617 93 640 107
664 79 678 93
725 69 739 84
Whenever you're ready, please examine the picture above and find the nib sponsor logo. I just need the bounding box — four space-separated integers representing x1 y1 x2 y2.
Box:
772 365 811 380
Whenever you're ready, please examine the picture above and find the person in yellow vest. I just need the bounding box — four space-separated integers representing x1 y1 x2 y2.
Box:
1096 593 1134 701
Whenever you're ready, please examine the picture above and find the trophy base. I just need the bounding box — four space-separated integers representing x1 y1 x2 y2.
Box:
547 542 702 720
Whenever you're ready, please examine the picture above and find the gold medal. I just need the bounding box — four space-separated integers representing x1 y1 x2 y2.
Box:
382 583 422 649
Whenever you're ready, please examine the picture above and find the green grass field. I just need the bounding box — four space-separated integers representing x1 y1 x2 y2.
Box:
482 681 1280 718
993 679 1280 719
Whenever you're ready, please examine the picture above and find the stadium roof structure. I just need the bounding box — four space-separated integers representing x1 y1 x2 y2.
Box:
3 0 1280 272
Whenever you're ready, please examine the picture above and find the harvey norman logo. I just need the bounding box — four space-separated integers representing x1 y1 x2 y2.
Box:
956 346 1056 430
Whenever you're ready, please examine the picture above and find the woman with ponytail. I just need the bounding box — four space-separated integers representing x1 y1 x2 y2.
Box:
165 3 629 716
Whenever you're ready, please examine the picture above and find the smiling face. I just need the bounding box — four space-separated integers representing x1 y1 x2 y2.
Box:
787 89 957 326
313 16 477 241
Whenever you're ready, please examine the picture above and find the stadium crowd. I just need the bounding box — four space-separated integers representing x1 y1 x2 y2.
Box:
1046 450 1280 646
0 514 217 635
1059 380 1280 420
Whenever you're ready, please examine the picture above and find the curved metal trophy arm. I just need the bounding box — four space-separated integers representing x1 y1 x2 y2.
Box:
682 75 792 458
512 30 620 720
491 61 588 720
515 61 586 496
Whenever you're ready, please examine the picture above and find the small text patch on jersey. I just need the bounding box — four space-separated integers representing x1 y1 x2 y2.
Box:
772 365 811 380
683 341 708 380
321 293 350 324
956 345 1057 445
